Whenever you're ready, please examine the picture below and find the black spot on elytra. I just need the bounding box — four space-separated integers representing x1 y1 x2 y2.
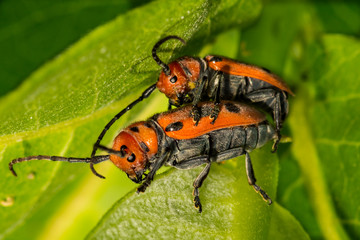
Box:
165 121 183 132
225 102 240 113
140 142 150 152
130 126 139 132
209 56 222 62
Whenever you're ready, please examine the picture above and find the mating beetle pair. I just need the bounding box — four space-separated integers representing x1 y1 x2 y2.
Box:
9 36 292 212
91 36 293 163
10 101 276 212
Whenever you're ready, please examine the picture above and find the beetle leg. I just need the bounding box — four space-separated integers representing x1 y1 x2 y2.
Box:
137 146 172 193
168 100 173 110
190 105 201 126
271 92 282 152
190 76 208 126
244 89 284 152
210 71 223 124
193 161 211 213
245 152 272 204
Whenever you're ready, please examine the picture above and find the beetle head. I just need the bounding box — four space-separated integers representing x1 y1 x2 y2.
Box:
110 122 158 183
156 61 190 106
152 36 191 106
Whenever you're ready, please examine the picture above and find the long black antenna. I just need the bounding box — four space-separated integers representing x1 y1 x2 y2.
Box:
90 84 157 161
90 145 126 179
9 155 109 178
152 35 186 76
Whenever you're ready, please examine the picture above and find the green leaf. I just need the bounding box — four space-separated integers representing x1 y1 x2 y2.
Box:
0 0 261 238
289 34 360 240
237 3 359 240
238 2 313 74
88 145 279 239
276 151 322 238
0 0 150 96
313 1 360 36
268 203 310 240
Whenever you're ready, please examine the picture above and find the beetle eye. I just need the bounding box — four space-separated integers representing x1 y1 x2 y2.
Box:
127 153 136 162
170 76 177 83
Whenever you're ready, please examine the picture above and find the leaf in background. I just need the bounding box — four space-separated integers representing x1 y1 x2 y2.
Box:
238 2 315 76
276 151 322 239
0 0 150 96
313 1 360 36
238 2 325 238
268 203 310 240
243 2 360 239
290 34 360 240
0 0 262 238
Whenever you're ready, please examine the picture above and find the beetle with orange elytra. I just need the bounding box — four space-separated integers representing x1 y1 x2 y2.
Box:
90 36 294 161
10 101 277 213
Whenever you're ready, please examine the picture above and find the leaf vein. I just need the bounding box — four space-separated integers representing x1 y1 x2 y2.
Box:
316 138 360 147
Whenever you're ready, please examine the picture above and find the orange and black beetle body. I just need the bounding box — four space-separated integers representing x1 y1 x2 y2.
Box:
154 36 294 151
91 36 293 158
10 101 276 212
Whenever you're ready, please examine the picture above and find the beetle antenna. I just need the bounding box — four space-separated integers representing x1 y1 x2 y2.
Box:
90 144 126 179
9 155 109 178
97 144 126 158
90 162 105 179
91 84 157 158
152 35 186 76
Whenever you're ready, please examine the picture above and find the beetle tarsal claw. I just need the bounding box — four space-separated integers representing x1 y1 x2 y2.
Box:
190 107 201 126
271 133 281 153
193 196 202 213
209 107 220 124
137 179 151 193
252 185 272 204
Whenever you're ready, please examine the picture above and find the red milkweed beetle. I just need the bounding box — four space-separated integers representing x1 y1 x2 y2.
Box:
90 36 293 161
9 101 276 213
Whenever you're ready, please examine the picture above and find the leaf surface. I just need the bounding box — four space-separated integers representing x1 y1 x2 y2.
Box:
0 0 149 96
290 34 360 240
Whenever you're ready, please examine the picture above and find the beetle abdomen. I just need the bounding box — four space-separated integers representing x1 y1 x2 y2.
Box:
168 122 275 169
208 123 275 157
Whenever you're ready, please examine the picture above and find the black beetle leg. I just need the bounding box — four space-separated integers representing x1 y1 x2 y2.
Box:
243 88 283 153
168 101 173 111
193 161 211 213
245 152 272 205
210 71 223 124
190 105 201 126
210 105 220 124
137 145 172 193
271 92 282 153
190 75 208 126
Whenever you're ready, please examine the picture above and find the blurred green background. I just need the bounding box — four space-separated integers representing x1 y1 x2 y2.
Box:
0 0 359 239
